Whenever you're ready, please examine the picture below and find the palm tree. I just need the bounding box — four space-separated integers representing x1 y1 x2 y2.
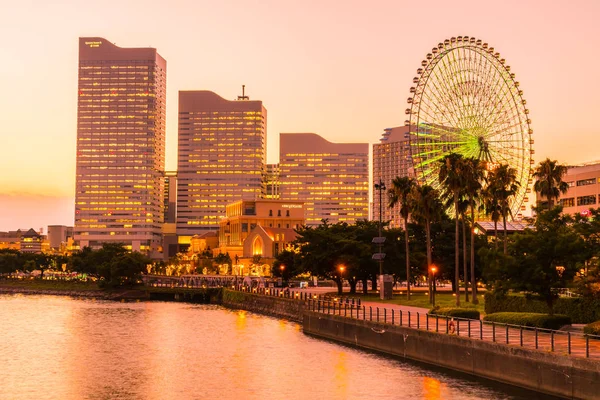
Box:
439 153 464 306
388 176 416 300
482 176 502 251
494 164 521 254
410 185 444 304
463 157 486 304
533 158 569 210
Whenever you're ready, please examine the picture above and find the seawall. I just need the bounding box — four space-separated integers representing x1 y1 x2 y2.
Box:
303 311 600 400
221 289 305 322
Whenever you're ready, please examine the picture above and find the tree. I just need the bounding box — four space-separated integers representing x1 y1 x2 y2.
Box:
463 157 486 304
439 153 464 306
486 207 586 314
410 185 444 303
388 176 416 299
493 164 521 254
273 250 302 284
214 252 232 274
533 158 569 210
99 251 151 287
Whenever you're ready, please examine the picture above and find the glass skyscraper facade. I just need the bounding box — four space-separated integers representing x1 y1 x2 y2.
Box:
177 91 267 237
279 133 369 226
74 37 166 253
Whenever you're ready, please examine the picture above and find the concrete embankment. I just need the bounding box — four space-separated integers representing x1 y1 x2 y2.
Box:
0 286 122 300
303 311 600 400
221 289 305 322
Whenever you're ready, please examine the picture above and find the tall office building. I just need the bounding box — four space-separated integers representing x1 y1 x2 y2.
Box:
372 126 414 227
74 38 166 253
279 133 369 226
265 163 280 199
177 90 267 238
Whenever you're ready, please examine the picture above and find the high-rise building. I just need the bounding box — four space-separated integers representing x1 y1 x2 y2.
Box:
372 126 414 228
163 171 178 223
279 133 369 226
177 90 267 238
265 163 280 199
74 38 166 254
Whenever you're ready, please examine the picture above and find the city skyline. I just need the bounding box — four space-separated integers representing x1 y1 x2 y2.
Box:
2 0 600 230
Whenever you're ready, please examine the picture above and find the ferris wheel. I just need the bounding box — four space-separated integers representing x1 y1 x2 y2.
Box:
406 36 534 219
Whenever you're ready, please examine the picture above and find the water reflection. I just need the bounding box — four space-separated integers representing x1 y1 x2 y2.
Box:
0 295 536 400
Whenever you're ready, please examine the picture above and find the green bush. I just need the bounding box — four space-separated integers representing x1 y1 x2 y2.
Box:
484 312 571 330
429 307 480 320
583 321 600 335
484 292 600 324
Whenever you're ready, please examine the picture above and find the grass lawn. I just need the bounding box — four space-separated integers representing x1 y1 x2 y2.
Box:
339 291 486 313
0 279 101 291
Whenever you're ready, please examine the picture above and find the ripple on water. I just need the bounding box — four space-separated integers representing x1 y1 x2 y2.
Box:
0 295 543 400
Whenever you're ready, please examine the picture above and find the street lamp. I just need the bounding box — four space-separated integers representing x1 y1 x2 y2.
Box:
374 180 387 278
338 265 346 293
280 264 285 287
430 266 437 307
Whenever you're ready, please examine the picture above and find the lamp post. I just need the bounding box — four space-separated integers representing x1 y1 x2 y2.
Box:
374 179 386 278
430 266 437 307
338 265 346 294
280 264 285 287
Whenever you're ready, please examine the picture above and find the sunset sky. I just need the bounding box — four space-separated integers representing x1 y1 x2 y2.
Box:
1 0 599 231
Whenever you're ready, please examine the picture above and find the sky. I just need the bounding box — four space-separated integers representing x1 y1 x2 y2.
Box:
1 0 599 232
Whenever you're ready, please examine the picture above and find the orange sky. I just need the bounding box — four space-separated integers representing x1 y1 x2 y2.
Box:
1 0 599 231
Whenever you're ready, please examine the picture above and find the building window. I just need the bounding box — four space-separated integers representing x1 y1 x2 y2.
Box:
278 210 281 216
241 223 248 232
567 181 575 187
577 195 596 206
274 242 279 256
278 223 281 228
577 178 596 186
286 224 290 228
269 210 273 216
286 210 290 217
559 198 575 208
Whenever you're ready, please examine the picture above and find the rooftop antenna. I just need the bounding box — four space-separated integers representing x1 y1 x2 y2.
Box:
237 85 249 100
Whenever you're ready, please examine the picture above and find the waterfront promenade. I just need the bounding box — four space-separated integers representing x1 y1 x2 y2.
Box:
259 286 600 360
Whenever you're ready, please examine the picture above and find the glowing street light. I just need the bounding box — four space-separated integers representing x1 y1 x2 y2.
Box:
338 265 346 294
430 266 438 307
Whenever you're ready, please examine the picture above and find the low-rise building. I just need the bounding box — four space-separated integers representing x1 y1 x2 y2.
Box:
552 162 600 216
216 199 304 275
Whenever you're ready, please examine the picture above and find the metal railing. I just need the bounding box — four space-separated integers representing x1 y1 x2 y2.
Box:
302 298 600 360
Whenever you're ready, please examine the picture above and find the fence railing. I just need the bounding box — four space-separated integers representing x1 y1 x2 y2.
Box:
301 297 600 360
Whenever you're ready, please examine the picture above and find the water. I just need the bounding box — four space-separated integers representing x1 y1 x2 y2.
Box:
0 295 542 400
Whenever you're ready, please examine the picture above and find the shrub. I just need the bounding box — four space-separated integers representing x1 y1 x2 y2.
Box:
583 321 600 336
484 292 600 324
429 307 480 320
484 312 571 330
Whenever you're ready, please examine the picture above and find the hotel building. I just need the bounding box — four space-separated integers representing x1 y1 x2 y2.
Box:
177 90 267 238
554 162 600 216
279 133 369 226
74 37 166 254
372 126 413 227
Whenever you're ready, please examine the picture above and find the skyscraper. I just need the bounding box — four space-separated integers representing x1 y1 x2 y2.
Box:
372 126 413 227
177 90 267 238
74 38 166 254
279 133 369 226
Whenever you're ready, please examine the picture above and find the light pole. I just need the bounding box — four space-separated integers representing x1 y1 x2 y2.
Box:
280 264 285 287
374 179 386 278
338 265 346 294
431 266 437 307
